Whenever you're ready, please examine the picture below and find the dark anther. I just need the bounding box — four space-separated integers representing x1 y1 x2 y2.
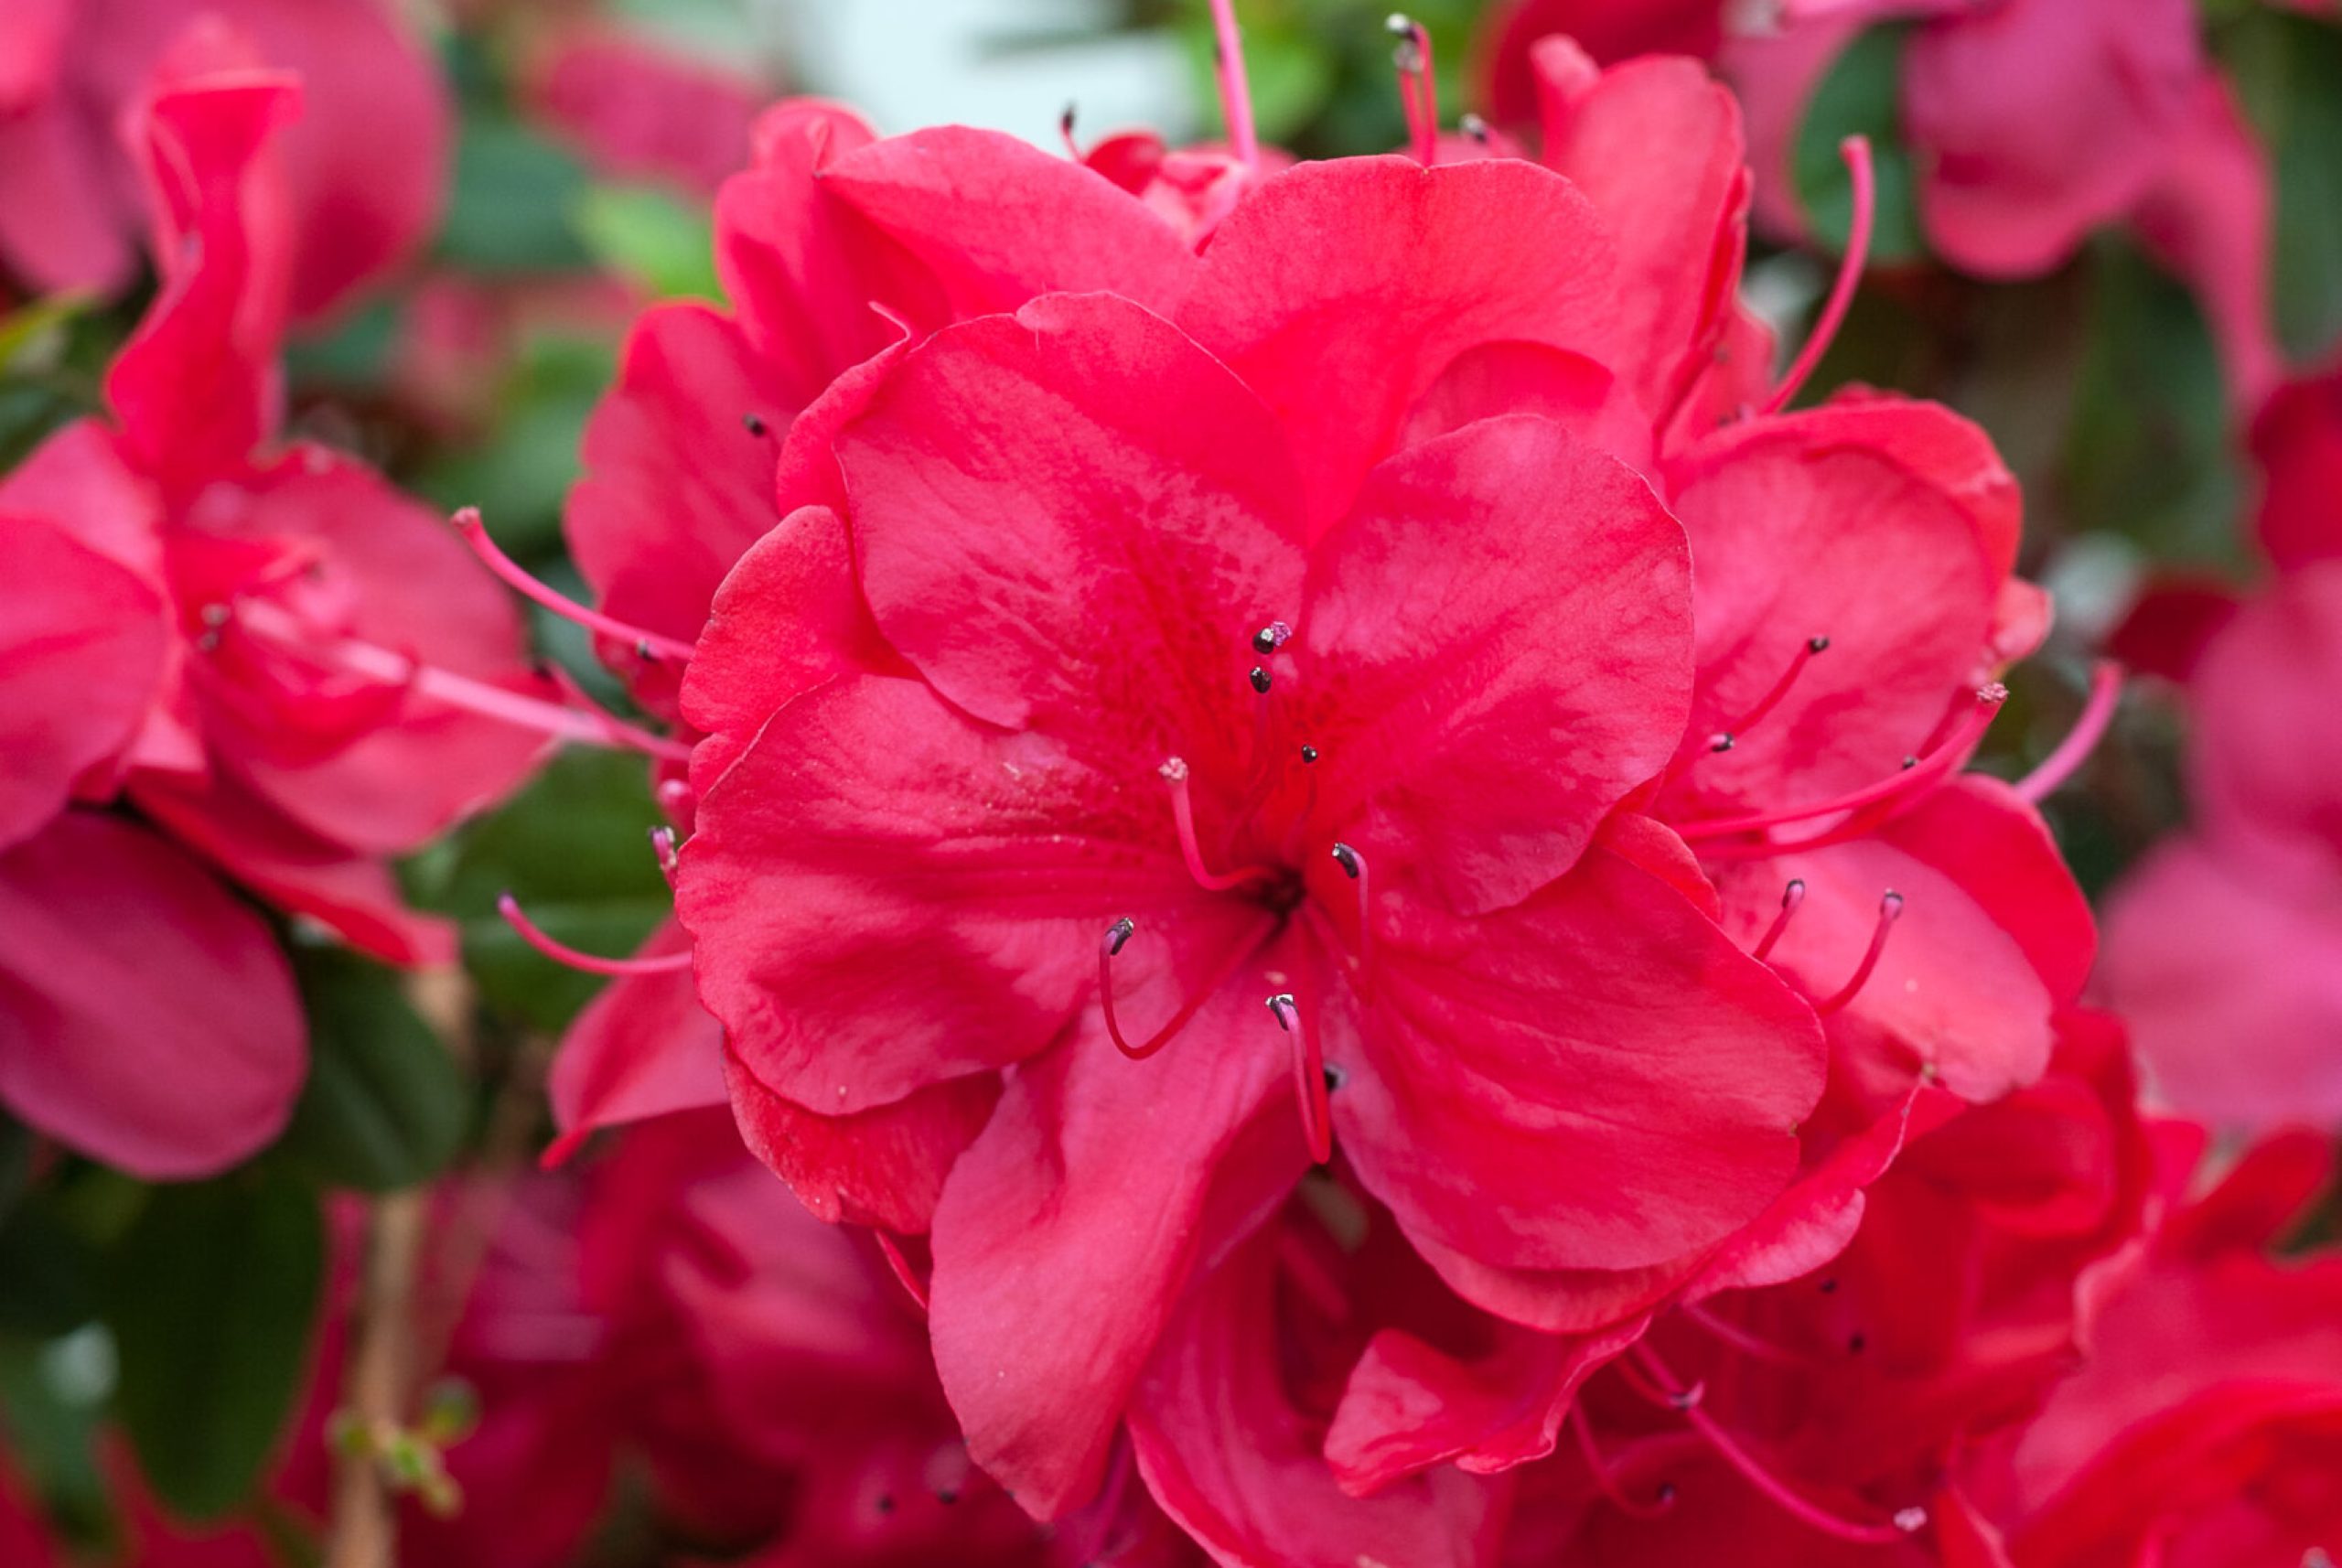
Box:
1461 113 1490 144
742 413 768 436
1808 635 1832 654
1657 1483 1679 1505
1106 917 1135 957
876 1494 896 1515
1331 843 1362 880
1300 745 1320 764
1253 628 1278 655
634 638 655 661
1710 732 1735 753
1901 755 1918 770
938 1487 960 1506
1323 1063 1348 1092
1819 1276 1839 1294
1060 103 1077 135
1249 666 1273 694
1267 992 1298 1029
1848 1332 1868 1354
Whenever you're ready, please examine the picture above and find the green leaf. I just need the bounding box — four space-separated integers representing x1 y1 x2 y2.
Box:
2222 11 2342 361
574 185 722 301
102 1172 324 1521
281 950 467 1193
0 1197 100 1338
435 118 596 275
435 750 671 1031
2064 233 2245 566
1792 24 1928 264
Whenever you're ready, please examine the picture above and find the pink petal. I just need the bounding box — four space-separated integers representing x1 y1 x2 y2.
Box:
0 811 303 1177
928 973 1310 1519
1301 414 1692 914
1180 156 1618 534
1336 821 1826 1278
0 514 167 848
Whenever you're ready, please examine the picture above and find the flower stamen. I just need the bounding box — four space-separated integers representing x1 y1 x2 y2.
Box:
450 508 697 664
1269 992 1334 1163
1814 891 1903 1015
1387 14 1439 166
1098 914 1278 1059
2014 660 2124 804
1708 637 1830 753
1569 1404 1675 1520
1207 0 1261 169
1765 136 1874 415
1630 1344 1924 1546
1754 878 1806 961
1330 841 1375 996
1163 758 1279 892
1681 683 2007 846
498 893 692 977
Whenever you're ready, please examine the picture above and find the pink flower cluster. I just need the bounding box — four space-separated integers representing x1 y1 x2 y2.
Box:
3 2 2339 1565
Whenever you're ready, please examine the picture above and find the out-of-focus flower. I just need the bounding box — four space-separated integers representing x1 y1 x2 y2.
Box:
523 26 767 199
1491 1009 2155 1563
0 0 448 321
1965 1130 2342 1566
2102 361 2342 1128
1478 0 2283 408
0 35 568 1176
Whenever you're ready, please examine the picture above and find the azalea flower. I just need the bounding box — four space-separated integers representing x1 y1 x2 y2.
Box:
1488 1010 2155 1563
1962 1128 2342 1567
2101 362 2342 1128
495 5 2102 1552
0 0 447 320
0 38 583 1175
1478 0 2283 409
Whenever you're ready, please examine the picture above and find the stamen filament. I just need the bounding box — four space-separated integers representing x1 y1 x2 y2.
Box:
1098 913 1278 1060
1207 0 1261 169
1163 758 1279 892
1681 683 2006 844
1388 15 1438 165
498 893 693 977
1269 993 1334 1163
2014 660 2124 805
1569 1405 1674 1520
650 827 680 889
1631 1345 1921 1546
1765 137 1875 416
451 508 697 664
1681 1302 1812 1368
1814 892 1903 1015
1753 879 1806 961
1710 637 1830 752
234 598 693 764
1331 842 1375 998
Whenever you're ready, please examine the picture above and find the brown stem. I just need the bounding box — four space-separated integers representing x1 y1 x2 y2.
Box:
324 1189 424 1568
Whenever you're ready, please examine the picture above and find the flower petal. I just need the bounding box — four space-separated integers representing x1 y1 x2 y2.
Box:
1336 822 1826 1277
1301 413 1692 914
929 973 1309 1520
0 812 303 1178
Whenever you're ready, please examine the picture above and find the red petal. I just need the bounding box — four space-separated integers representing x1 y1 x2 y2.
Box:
0 515 167 848
546 920 727 1161
0 812 303 1177
678 672 1211 1114
839 293 1305 738
1301 414 1692 914
1129 1230 1508 1567
928 977 1309 1520
1182 156 1618 535
821 126 1200 322
725 1048 999 1235
1337 822 1825 1278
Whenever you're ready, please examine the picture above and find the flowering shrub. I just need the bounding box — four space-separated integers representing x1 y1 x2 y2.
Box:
2 1 2340 1565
